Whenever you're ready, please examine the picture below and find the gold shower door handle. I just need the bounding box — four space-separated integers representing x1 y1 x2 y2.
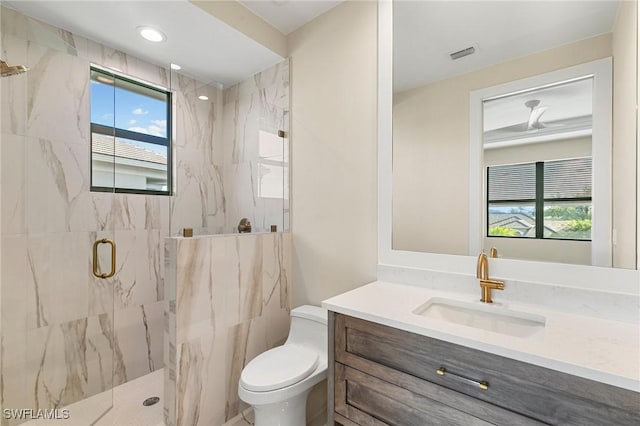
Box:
92 239 116 278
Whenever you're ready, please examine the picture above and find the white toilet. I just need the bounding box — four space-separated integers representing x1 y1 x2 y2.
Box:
238 305 328 426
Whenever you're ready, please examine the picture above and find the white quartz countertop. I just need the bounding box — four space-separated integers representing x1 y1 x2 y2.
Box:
322 281 640 393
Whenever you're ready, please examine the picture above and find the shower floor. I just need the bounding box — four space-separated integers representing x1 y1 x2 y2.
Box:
20 369 256 426
21 368 261 426
24 369 164 426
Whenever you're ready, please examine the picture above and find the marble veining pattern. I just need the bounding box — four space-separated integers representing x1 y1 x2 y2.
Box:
176 340 204 426
224 322 251 422
165 232 292 426
0 8 174 423
113 302 164 386
170 74 224 237
222 60 290 234
2 7 290 425
1 299 165 426
29 314 113 411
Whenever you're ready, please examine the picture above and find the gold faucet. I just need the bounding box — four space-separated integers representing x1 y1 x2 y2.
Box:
476 252 504 303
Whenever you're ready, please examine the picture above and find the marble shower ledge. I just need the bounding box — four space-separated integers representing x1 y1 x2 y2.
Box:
169 231 280 240
322 281 640 393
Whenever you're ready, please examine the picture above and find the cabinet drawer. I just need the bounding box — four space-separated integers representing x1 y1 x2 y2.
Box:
334 313 640 426
335 363 541 426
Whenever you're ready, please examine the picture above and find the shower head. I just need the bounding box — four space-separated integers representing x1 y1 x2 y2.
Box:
1 59 29 77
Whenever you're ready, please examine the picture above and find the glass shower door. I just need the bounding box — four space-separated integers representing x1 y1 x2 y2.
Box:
87 67 119 422
256 105 289 233
0 11 117 425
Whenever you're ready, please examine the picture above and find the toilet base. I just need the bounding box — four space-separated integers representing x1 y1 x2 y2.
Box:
252 389 311 426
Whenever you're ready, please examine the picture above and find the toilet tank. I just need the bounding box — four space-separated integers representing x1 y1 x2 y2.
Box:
285 305 328 360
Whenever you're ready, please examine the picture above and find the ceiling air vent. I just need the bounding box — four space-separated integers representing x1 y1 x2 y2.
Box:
450 46 475 60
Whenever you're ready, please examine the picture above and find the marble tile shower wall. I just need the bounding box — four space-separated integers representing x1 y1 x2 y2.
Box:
171 74 226 236
222 60 290 233
163 232 292 426
0 7 227 424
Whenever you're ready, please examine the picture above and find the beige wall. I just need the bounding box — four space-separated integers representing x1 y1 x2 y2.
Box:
392 34 623 261
485 238 592 266
190 0 287 57
288 1 378 306
612 0 638 269
393 75 471 254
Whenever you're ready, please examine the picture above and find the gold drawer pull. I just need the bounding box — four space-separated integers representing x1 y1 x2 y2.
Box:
436 367 489 391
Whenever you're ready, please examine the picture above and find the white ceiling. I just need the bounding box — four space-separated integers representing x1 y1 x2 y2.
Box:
394 0 620 93
483 77 593 146
5 0 618 127
3 0 288 87
239 0 343 35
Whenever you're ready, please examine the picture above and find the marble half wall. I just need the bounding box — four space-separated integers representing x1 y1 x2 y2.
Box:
164 232 292 426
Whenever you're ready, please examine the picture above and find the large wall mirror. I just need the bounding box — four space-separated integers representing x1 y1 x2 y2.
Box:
391 0 637 270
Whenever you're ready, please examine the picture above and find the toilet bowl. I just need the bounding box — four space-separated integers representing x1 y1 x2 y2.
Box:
238 305 328 426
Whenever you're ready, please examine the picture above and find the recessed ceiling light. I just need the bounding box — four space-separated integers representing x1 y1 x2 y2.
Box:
198 95 209 101
137 26 166 43
170 63 181 70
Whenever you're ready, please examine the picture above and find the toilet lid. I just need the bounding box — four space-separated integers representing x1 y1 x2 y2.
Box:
240 344 319 392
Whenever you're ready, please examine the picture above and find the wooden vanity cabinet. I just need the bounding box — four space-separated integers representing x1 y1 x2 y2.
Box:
328 312 640 426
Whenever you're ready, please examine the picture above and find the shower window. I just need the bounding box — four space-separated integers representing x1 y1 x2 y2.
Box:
487 157 592 240
90 66 172 195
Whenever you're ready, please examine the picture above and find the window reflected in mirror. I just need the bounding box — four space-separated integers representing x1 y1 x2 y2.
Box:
487 159 592 241
482 75 601 264
391 0 636 268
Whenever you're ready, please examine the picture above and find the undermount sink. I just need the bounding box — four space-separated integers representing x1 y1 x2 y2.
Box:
413 297 546 338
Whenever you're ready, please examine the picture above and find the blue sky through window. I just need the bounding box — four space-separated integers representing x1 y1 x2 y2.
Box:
90 78 168 155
